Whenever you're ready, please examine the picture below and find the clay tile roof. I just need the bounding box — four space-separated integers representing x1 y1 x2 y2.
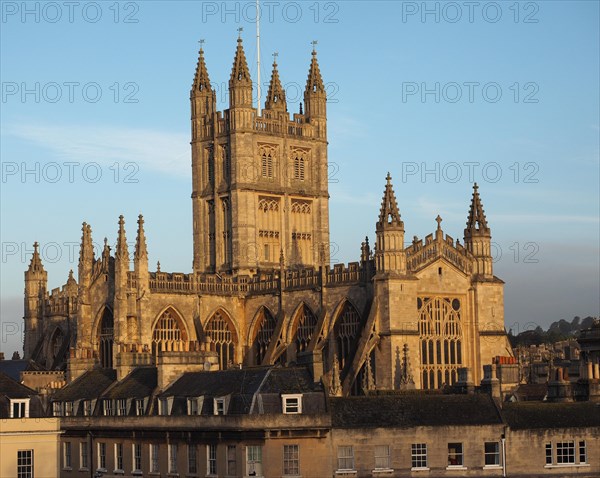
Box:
501 402 600 429
51 368 116 402
330 393 503 429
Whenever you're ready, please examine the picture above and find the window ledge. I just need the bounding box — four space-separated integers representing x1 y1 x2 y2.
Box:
483 465 502 469
446 466 467 470
62 467 72 471
372 468 394 474
335 471 357 476
132 471 143 476
78 468 89 472
113 470 125 475
410 467 430 472
545 463 590 468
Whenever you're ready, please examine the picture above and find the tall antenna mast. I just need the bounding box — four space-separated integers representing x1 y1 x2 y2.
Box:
256 0 261 115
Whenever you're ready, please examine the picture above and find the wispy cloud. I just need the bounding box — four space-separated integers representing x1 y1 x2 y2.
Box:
494 214 599 224
4 122 190 177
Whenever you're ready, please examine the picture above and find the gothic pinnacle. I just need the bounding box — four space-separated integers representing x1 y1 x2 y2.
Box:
135 214 148 260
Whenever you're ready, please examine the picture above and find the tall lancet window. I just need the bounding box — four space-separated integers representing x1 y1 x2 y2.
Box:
418 297 463 389
98 309 114 369
205 311 237 370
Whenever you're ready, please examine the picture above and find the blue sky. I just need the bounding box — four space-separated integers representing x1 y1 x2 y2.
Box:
1 1 599 355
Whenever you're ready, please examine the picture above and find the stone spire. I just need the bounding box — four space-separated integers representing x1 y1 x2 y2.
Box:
115 215 129 263
362 355 376 393
374 174 406 274
192 44 212 94
329 352 342 397
377 173 404 231
134 215 148 261
228 36 252 108
265 56 287 112
78 222 94 286
27 242 45 273
303 45 326 121
465 183 490 235
464 183 493 278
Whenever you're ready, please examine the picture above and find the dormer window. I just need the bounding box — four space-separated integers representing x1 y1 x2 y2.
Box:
214 397 226 415
103 399 114 416
116 399 127 416
53 401 63 417
188 397 203 415
282 394 302 414
10 399 30 418
159 397 173 416
83 400 92 416
64 401 74 417
135 399 145 416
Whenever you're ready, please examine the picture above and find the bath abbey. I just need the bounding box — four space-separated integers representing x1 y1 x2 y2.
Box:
21 37 512 393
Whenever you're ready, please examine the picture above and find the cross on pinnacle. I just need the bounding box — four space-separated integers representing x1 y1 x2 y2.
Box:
237 27 243 39
311 40 318 53
198 39 205 50
436 215 443 230
272 51 278 64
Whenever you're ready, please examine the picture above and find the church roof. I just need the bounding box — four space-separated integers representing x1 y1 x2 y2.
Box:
330 393 503 428
0 372 38 399
0 359 46 382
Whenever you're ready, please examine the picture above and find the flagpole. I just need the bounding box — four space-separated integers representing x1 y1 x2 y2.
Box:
256 0 261 115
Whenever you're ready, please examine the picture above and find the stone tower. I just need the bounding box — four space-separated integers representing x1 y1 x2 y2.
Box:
23 243 47 359
191 38 330 274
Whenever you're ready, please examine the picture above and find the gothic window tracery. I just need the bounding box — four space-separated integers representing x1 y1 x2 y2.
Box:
293 305 318 355
258 196 280 262
251 308 277 365
418 297 463 389
258 145 276 179
152 309 188 357
290 148 309 181
98 309 114 369
205 311 237 370
334 302 361 370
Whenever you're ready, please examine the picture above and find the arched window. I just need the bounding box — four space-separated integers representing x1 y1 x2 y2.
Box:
152 309 188 357
418 297 463 390
261 151 273 178
251 308 277 365
293 305 318 355
205 311 237 370
98 309 114 369
334 302 361 370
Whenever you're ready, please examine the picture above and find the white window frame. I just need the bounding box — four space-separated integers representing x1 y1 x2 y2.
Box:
282 394 302 414
17 449 34 478
411 443 428 470
168 443 178 474
484 441 501 468
545 440 589 468
97 442 107 472
114 443 124 474
187 444 198 475
579 441 587 464
207 444 217 475
53 401 63 417
283 444 300 476
80 442 88 470
63 442 72 470
337 445 355 471
103 399 114 416
188 397 202 415
446 442 465 470
10 399 30 418
83 400 92 416
150 443 160 473
213 397 227 415
159 397 173 416
64 401 74 417
135 398 145 416
246 445 263 477
556 441 575 465
132 443 143 475
373 444 392 471
116 399 127 416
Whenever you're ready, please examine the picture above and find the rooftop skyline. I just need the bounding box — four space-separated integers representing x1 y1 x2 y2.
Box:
1 1 598 355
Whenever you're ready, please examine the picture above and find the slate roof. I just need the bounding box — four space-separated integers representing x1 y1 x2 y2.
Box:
160 367 271 399
0 359 45 381
331 393 503 428
508 383 548 402
51 368 116 401
261 367 322 394
501 401 600 429
0 372 38 399
102 367 157 399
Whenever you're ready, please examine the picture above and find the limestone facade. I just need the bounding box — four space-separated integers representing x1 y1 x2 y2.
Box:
22 38 512 391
